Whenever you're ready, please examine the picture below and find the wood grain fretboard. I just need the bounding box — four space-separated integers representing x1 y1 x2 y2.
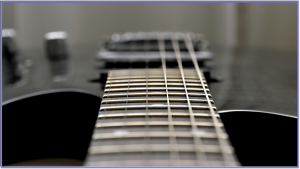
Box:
84 68 239 166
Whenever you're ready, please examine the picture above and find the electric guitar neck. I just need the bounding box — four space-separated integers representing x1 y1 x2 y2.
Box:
84 32 240 166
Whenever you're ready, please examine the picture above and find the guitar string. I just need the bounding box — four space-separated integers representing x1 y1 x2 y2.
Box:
121 39 134 164
158 32 181 165
183 33 232 166
170 33 209 166
143 35 151 165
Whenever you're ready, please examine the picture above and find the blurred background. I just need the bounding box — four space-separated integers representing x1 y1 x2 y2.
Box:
3 3 297 52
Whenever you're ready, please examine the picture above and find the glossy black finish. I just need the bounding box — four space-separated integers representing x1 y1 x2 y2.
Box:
2 91 101 166
219 110 297 166
210 47 297 117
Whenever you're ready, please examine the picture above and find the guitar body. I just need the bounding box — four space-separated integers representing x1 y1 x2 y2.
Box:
2 32 297 166
219 110 297 166
2 90 101 166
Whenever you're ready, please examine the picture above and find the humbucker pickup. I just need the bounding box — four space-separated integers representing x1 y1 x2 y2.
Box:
91 32 221 89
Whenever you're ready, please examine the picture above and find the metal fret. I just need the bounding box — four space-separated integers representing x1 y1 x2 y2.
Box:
95 121 223 128
89 144 233 154
104 87 209 92
102 98 214 104
100 105 217 111
92 131 227 140
105 83 208 88
107 76 206 80
106 79 208 84
86 160 239 167
103 92 212 98
98 112 219 118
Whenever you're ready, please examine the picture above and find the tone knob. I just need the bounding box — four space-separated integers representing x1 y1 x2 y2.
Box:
44 31 69 81
2 29 21 86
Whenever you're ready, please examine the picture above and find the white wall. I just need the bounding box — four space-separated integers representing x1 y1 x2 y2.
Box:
238 3 297 51
2 3 297 52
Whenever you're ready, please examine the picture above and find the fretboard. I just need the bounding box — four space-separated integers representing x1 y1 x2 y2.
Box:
84 68 239 166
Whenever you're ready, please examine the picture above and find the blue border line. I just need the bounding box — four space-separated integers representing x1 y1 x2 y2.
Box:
1 1 3 168
0 1 299 168
0 167 299 168
1 1 299 3
297 2 299 167
3 166 298 168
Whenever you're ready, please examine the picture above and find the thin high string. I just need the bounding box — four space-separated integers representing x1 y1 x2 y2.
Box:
171 33 209 166
158 33 181 166
143 36 151 166
183 33 231 166
122 39 136 164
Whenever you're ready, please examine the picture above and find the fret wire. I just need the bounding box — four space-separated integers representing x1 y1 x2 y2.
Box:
102 98 214 103
89 144 233 154
106 79 208 84
158 33 181 165
104 87 210 92
98 112 220 118
103 92 212 97
107 76 205 80
92 131 228 140
98 112 220 119
105 83 208 88
86 160 239 167
95 121 223 128
107 71 206 75
100 105 217 111
183 33 232 166
171 33 208 166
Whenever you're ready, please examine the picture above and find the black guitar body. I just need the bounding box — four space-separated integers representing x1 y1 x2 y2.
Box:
219 110 297 166
2 91 297 166
2 90 101 166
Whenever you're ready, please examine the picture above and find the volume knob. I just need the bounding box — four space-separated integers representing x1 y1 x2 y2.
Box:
2 29 21 86
44 31 69 81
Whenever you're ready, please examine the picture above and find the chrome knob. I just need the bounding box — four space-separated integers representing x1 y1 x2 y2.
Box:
44 31 69 81
2 29 21 85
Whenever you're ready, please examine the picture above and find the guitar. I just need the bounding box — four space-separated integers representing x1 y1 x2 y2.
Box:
2 32 297 166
